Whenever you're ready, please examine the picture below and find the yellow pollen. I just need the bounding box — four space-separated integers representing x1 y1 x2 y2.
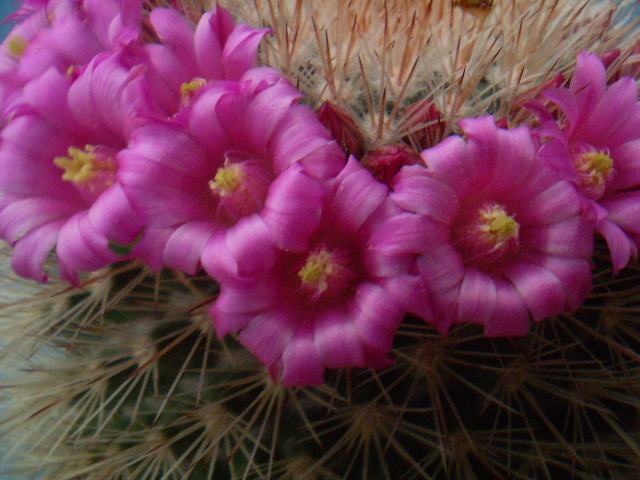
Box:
479 204 519 250
7 35 27 57
181 78 208 97
54 145 99 183
298 250 337 295
210 164 242 196
579 151 613 183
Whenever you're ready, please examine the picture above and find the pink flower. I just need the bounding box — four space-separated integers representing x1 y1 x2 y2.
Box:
0 0 141 122
0 48 154 283
536 51 640 271
118 70 346 274
370 116 594 336
0 2 273 284
202 158 426 386
142 5 270 116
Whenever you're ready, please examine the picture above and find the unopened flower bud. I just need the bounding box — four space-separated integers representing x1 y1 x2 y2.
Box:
401 99 446 150
317 101 366 159
361 144 423 185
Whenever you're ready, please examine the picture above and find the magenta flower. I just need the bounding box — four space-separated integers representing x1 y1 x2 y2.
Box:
202 158 427 386
369 116 594 336
118 70 346 274
536 51 640 271
0 0 141 121
0 47 155 283
142 5 270 116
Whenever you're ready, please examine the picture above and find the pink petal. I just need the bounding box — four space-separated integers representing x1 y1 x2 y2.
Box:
502 261 567 322
208 271 279 316
608 140 640 192
270 104 345 178
52 8 102 64
238 308 294 367
488 125 537 195
521 252 593 310
261 164 325 252
314 308 366 369
0 196 80 242
579 77 638 147
225 215 275 277
208 305 255 337
380 274 434 323
88 183 142 245
521 215 594 258
194 11 224 80
22 67 76 131
328 157 388 236
279 321 325 386
596 218 636 272
83 0 122 49
515 180 583 226
459 115 500 181
368 212 447 258
130 227 173 271
420 136 477 199
601 191 640 236
542 88 580 134
222 23 270 80
56 212 118 284
483 279 531 337
144 44 187 113
417 244 465 293
11 218 65 282
245 82 303 152
391 165 459 225
456 268 497 325
188 87 237 159
351 283 404 353
163 220 219 275
149 7 199 77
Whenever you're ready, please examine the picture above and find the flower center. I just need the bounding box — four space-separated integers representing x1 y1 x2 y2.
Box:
210 164 242 196
298 245 356 302
208 151 273 225
452 202 520 270
54 144 118 201
180 78 207 107
479 204 520 250
7 35 27 58
573 149 614 200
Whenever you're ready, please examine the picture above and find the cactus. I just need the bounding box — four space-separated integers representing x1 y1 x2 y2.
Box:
2 1 640 479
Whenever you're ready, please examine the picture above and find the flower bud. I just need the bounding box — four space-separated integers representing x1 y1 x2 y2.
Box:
361 144 423 186
317 101 366 159
401 99 446 150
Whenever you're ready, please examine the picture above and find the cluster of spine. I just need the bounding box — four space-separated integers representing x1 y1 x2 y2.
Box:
1 0 640 478
1 252 640 479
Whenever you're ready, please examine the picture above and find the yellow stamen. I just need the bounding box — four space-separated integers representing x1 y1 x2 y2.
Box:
298 250 337 295
7 35 27 57
180 78 208 97
54 145 98 183
210 164 242 196
480 204 520 250
578 151 614 190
